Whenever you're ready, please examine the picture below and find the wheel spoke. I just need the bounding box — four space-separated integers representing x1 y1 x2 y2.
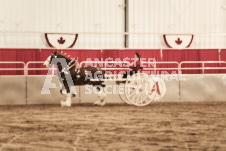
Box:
140 93 145 102
131 94 137 104
127 92 136 101
135 95 140 104
124 73 157 106
127 90 136 96
138 95 142 104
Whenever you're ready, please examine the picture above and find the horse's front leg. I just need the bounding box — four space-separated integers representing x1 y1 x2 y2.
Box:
61 80 72 107
61 93 72 107
60 89 76 98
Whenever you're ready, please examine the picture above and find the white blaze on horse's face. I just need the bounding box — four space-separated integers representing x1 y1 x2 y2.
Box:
43 55 51 68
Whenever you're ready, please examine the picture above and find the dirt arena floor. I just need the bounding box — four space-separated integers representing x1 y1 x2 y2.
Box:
0 102 226 151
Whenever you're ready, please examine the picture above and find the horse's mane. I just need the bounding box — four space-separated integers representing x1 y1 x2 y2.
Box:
54 51 72 62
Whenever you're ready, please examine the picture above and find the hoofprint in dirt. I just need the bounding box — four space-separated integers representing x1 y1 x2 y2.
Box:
0 102 226 151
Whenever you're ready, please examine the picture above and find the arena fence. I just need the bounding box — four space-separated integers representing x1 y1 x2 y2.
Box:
0 61 226 105
180 61 226 74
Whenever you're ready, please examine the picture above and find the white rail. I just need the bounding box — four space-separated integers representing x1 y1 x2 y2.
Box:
0 62 26 75
26 61 56 75
180 61 226 74
1 61 226 75
142 61 180 74
80 61 131 71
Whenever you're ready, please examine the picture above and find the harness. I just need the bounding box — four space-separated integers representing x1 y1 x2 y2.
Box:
50 53 80 93
57 56 78 74
61 57 80 83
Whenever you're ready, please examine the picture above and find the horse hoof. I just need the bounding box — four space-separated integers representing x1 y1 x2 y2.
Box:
60 100 64 107
98 93 106 101
94 101 100 106
99 101 106 106
61 100 71 107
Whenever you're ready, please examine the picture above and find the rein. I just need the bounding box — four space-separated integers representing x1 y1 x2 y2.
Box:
53 53 78 74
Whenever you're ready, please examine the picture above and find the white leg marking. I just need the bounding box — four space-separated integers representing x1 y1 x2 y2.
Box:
61 93 72 107
95 91 106 106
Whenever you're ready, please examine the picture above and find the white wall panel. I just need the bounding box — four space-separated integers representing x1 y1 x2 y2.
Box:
0 76 26 105
0 0 225 48
128 0 226 48
180 74 226 102
0 0 125 48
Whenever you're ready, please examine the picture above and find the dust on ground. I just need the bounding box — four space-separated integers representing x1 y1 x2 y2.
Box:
0 102 226 151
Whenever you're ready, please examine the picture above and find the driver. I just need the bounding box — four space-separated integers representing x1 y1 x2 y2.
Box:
122 52 142 79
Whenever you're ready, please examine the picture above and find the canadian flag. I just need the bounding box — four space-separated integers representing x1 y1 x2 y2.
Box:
45 33 78 49
163 34 194 49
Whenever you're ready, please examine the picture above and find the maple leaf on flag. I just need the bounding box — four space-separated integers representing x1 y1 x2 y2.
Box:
175 37 182 45
58 37 66 44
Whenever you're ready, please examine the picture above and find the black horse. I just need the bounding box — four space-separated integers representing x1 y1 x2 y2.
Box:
43 51 106 107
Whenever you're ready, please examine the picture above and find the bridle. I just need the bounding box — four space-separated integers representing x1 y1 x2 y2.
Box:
50 53 79 75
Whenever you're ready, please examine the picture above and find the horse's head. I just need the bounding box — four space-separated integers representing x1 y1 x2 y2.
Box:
43 51 78 68
43 51 59 68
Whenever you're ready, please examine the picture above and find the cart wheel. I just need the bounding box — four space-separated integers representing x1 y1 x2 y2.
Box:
118 80 133 105
124 73 157 106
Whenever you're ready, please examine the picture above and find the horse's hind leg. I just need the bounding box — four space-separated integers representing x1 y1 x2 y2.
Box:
94 84 106 106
